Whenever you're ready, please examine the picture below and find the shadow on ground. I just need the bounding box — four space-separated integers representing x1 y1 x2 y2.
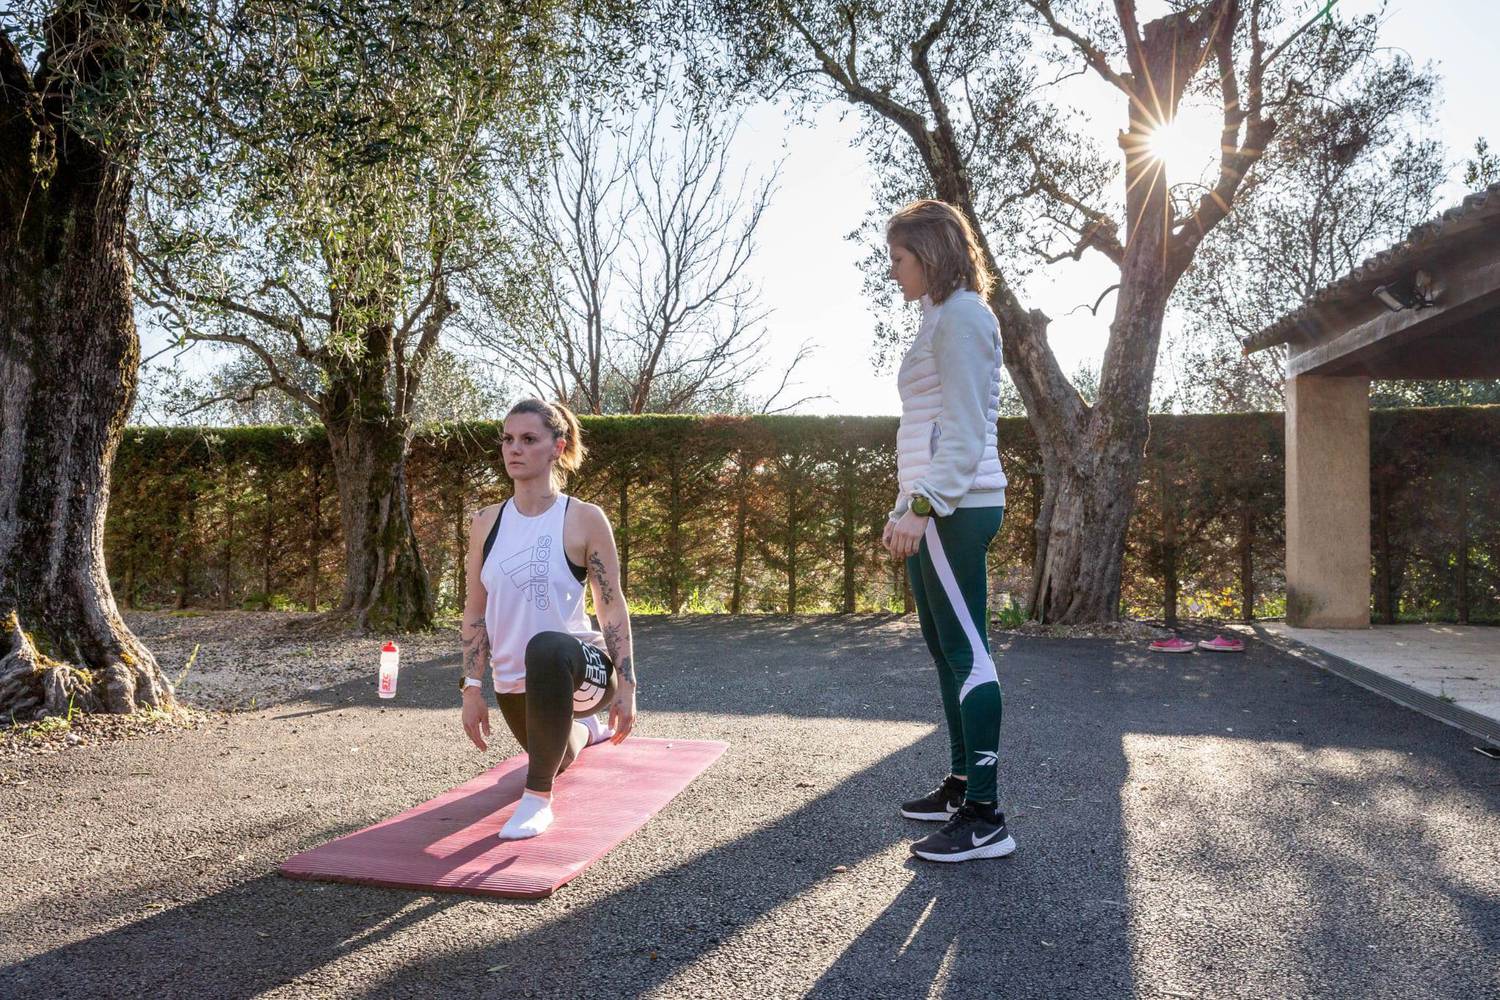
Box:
3 616 1497 999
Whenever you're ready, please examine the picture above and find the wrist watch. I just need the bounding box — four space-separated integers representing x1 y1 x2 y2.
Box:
909 493 933 517
459 676 483 693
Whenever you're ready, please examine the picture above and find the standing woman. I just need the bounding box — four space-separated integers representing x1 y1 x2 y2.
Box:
882 199 1013 862
458 398 638 840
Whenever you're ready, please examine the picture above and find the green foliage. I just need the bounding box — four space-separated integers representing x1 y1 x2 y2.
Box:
107 408 1500 624
1464 138 1500 188
131 0 592 431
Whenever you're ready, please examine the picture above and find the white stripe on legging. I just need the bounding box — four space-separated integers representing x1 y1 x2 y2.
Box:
923 518 998 703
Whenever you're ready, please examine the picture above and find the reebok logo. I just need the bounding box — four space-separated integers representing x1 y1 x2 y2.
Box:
974 751 998 768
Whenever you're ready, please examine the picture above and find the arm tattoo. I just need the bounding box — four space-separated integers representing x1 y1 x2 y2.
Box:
462 616 490 680
601 621 635 685
601 620 624 663
589 551 615 606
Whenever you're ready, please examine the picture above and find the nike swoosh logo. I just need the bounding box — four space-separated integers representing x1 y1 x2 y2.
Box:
972 828 1005 847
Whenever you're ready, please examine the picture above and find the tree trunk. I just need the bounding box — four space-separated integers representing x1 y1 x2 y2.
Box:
1161 503 1180 628
222 467 235 609
1456 480 1470 625
784 458 802 615
839 457 857 614
729 458 749 615
0 27 172 717
324 416 433 633
175 501 194 610
307 463 322 612
260 469 275 602
617 473 630 597
1238 501 1255 623
450 472 468 615
1019 114 1175 622
667 458 682 614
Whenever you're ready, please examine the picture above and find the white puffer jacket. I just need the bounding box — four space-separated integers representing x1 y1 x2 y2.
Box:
889 289 1007 520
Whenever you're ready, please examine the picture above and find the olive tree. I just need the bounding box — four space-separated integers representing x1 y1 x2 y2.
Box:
692 0 1412 621
1 0 177 718
131 0 584 632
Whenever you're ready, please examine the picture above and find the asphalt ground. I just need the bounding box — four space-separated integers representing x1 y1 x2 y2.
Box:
2 616 1497 1000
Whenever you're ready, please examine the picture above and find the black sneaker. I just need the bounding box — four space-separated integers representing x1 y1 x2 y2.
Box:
900 775 967 821
910 802 1016 862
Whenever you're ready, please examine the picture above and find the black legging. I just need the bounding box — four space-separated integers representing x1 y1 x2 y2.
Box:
495 631 616 793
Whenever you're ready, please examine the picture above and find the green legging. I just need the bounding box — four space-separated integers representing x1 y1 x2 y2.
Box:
906 506 1004 804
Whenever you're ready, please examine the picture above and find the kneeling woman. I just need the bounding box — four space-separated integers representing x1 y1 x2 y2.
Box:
459 398 638 840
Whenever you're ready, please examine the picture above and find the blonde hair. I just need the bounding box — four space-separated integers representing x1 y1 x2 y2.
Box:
885 199 994 304
505 398 587 488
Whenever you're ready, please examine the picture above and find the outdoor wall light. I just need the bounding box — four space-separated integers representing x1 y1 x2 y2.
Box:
1373 270 1440 312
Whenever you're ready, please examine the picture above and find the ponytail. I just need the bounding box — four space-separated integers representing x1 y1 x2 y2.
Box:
552 402 586 478
506 398 587 488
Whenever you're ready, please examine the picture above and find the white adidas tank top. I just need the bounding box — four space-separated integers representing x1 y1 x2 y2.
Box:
480 495 602 694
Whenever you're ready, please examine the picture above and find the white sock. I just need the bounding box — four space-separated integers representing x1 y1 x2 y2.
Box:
498 791 554 840
580 715 613 746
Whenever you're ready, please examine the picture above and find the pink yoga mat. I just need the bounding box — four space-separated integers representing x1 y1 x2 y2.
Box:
278 737 727 899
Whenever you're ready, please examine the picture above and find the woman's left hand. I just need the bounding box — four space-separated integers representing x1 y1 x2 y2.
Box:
608 680 637 744
886 509 928 559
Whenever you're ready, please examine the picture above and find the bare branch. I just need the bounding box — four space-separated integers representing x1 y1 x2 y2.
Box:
776 1 931 145
400 277 457 419
1263 0 1338 71
1114 1 1146 79
131 244 321 413
910 0 963 164
131 242 307 342
1168 8 1275 276
165 330 320 413
257 276 331 324
1025 1 1133 94
171 381 278 420
0 27 35 103
1066 284 1121 317
1025 152 1126 266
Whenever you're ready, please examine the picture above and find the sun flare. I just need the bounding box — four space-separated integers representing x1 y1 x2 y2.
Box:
1143 103 1225 180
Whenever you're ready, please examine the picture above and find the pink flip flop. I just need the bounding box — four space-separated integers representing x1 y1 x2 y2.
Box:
1149 637 1196 654
1197 635 1245 652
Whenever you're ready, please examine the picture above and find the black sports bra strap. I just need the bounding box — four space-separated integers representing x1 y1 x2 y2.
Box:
481 500 507 565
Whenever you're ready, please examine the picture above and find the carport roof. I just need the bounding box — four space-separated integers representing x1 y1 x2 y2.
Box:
1243 182 1500 379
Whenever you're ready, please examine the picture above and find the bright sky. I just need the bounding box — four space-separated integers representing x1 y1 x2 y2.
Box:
738 0 1499 415
137 1 1495 420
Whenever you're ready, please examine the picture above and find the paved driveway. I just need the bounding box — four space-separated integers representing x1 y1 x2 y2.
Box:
2 616 1497 999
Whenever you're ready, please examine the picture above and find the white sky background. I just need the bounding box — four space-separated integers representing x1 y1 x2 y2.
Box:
137 1 1497 420
735 0 1499 415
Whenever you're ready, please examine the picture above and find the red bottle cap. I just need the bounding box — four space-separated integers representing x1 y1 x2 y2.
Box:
381 641 397 653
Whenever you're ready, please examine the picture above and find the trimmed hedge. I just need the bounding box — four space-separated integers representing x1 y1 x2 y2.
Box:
107 408 1500 623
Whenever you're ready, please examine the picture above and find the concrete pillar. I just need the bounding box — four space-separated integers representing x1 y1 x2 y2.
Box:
1285 375 1371 628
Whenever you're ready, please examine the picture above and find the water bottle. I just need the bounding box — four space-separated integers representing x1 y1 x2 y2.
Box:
378 641 400 699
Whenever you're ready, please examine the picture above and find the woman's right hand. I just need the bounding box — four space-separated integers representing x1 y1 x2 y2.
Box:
462 689 491 751
882 517 897 554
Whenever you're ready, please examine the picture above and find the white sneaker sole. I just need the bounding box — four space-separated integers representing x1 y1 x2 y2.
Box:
900 806 959 822
912 834 1017 863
